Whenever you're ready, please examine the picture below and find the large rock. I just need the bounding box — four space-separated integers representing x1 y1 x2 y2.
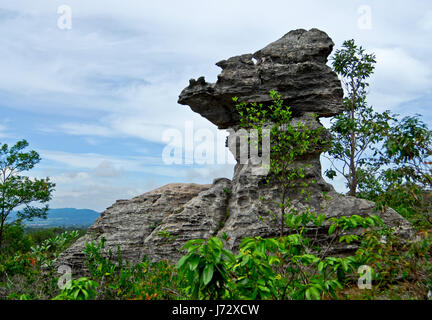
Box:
56 29 413 275
55 183 211 275
144 178 231 262
178 28 344 129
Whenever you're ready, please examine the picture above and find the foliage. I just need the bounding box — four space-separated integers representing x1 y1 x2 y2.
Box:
29 230 81 268
176 212 385 300
346 227 432 299
177 237 235 299
234 91 328 236
1 221 431 300
357 115 432 228
325 39 393 197
0 227 81 300
53 277 98 300
0 220 33 257
79 238 181 300
0 140 55 252
27 226 86 246
325 40 432 230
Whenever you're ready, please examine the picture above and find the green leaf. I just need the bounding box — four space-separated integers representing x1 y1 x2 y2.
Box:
241 255 251 267
181 239 205 251
202 264 214 286
305 288 312 300
176 253 191 269
188 255 200 271
328 224 337 235
310 287 321 300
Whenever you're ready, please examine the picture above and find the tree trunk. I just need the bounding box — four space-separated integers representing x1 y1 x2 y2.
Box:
349 151 357 197
349 90 358 197
0 217 5 253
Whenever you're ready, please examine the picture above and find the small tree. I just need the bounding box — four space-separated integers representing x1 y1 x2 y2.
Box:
234 91 327 236
326 39 392 197
358 115 432 227
326 40 432 227
0 140 55 252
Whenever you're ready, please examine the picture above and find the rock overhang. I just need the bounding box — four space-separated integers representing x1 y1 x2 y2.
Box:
178 28 344 129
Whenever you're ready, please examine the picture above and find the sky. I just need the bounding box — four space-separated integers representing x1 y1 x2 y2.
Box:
0 0 431 212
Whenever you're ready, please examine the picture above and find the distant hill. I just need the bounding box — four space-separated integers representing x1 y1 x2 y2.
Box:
7 208 100 228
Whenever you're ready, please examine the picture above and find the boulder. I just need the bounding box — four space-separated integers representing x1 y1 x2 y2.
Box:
55 183 211 275
178 28 344 129
56 29 413 276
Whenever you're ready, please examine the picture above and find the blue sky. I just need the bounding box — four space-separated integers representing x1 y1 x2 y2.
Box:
0 0 431 211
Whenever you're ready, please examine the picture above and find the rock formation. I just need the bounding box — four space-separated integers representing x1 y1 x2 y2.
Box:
57 183 211 275
179 28 344 129
56 29 413 276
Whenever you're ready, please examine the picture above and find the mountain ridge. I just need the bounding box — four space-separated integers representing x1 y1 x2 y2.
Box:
7 208 100 228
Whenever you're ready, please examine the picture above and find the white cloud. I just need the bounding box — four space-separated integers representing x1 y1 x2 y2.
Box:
39 150 161 172
0 124 6 138
418 11 432 30
373 48 431 92
49 182 148 212
55 123 116 137
51 171 91 184
368 47 432 111
41 147 230 175
92 160 124 177
1 0 432 210
34 149 235 210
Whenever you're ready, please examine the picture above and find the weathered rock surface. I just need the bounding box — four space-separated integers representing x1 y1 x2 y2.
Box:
216 160 413 256
178 28 344 129
144 178 231 262
55 183 211 275
56 28 414 275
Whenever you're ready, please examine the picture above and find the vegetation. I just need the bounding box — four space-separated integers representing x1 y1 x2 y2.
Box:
325 39 392 197
1 221 431 300
357 115 432 229
325 39 432 229
234 91 327 236
1 39 431 300
0 140 55 252
0 224 84 299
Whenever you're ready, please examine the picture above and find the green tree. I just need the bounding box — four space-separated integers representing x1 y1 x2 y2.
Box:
326 39 392 197
381 115 432 189
0 140 55 252
358 115 432 227
326 39 432 227
234 91 327 236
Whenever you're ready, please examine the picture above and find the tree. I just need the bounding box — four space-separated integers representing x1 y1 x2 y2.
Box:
358 115 432 227
0 140 55 252
325 39 432 228
325 39 392 197
381 115 432 189
234 91 327 236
